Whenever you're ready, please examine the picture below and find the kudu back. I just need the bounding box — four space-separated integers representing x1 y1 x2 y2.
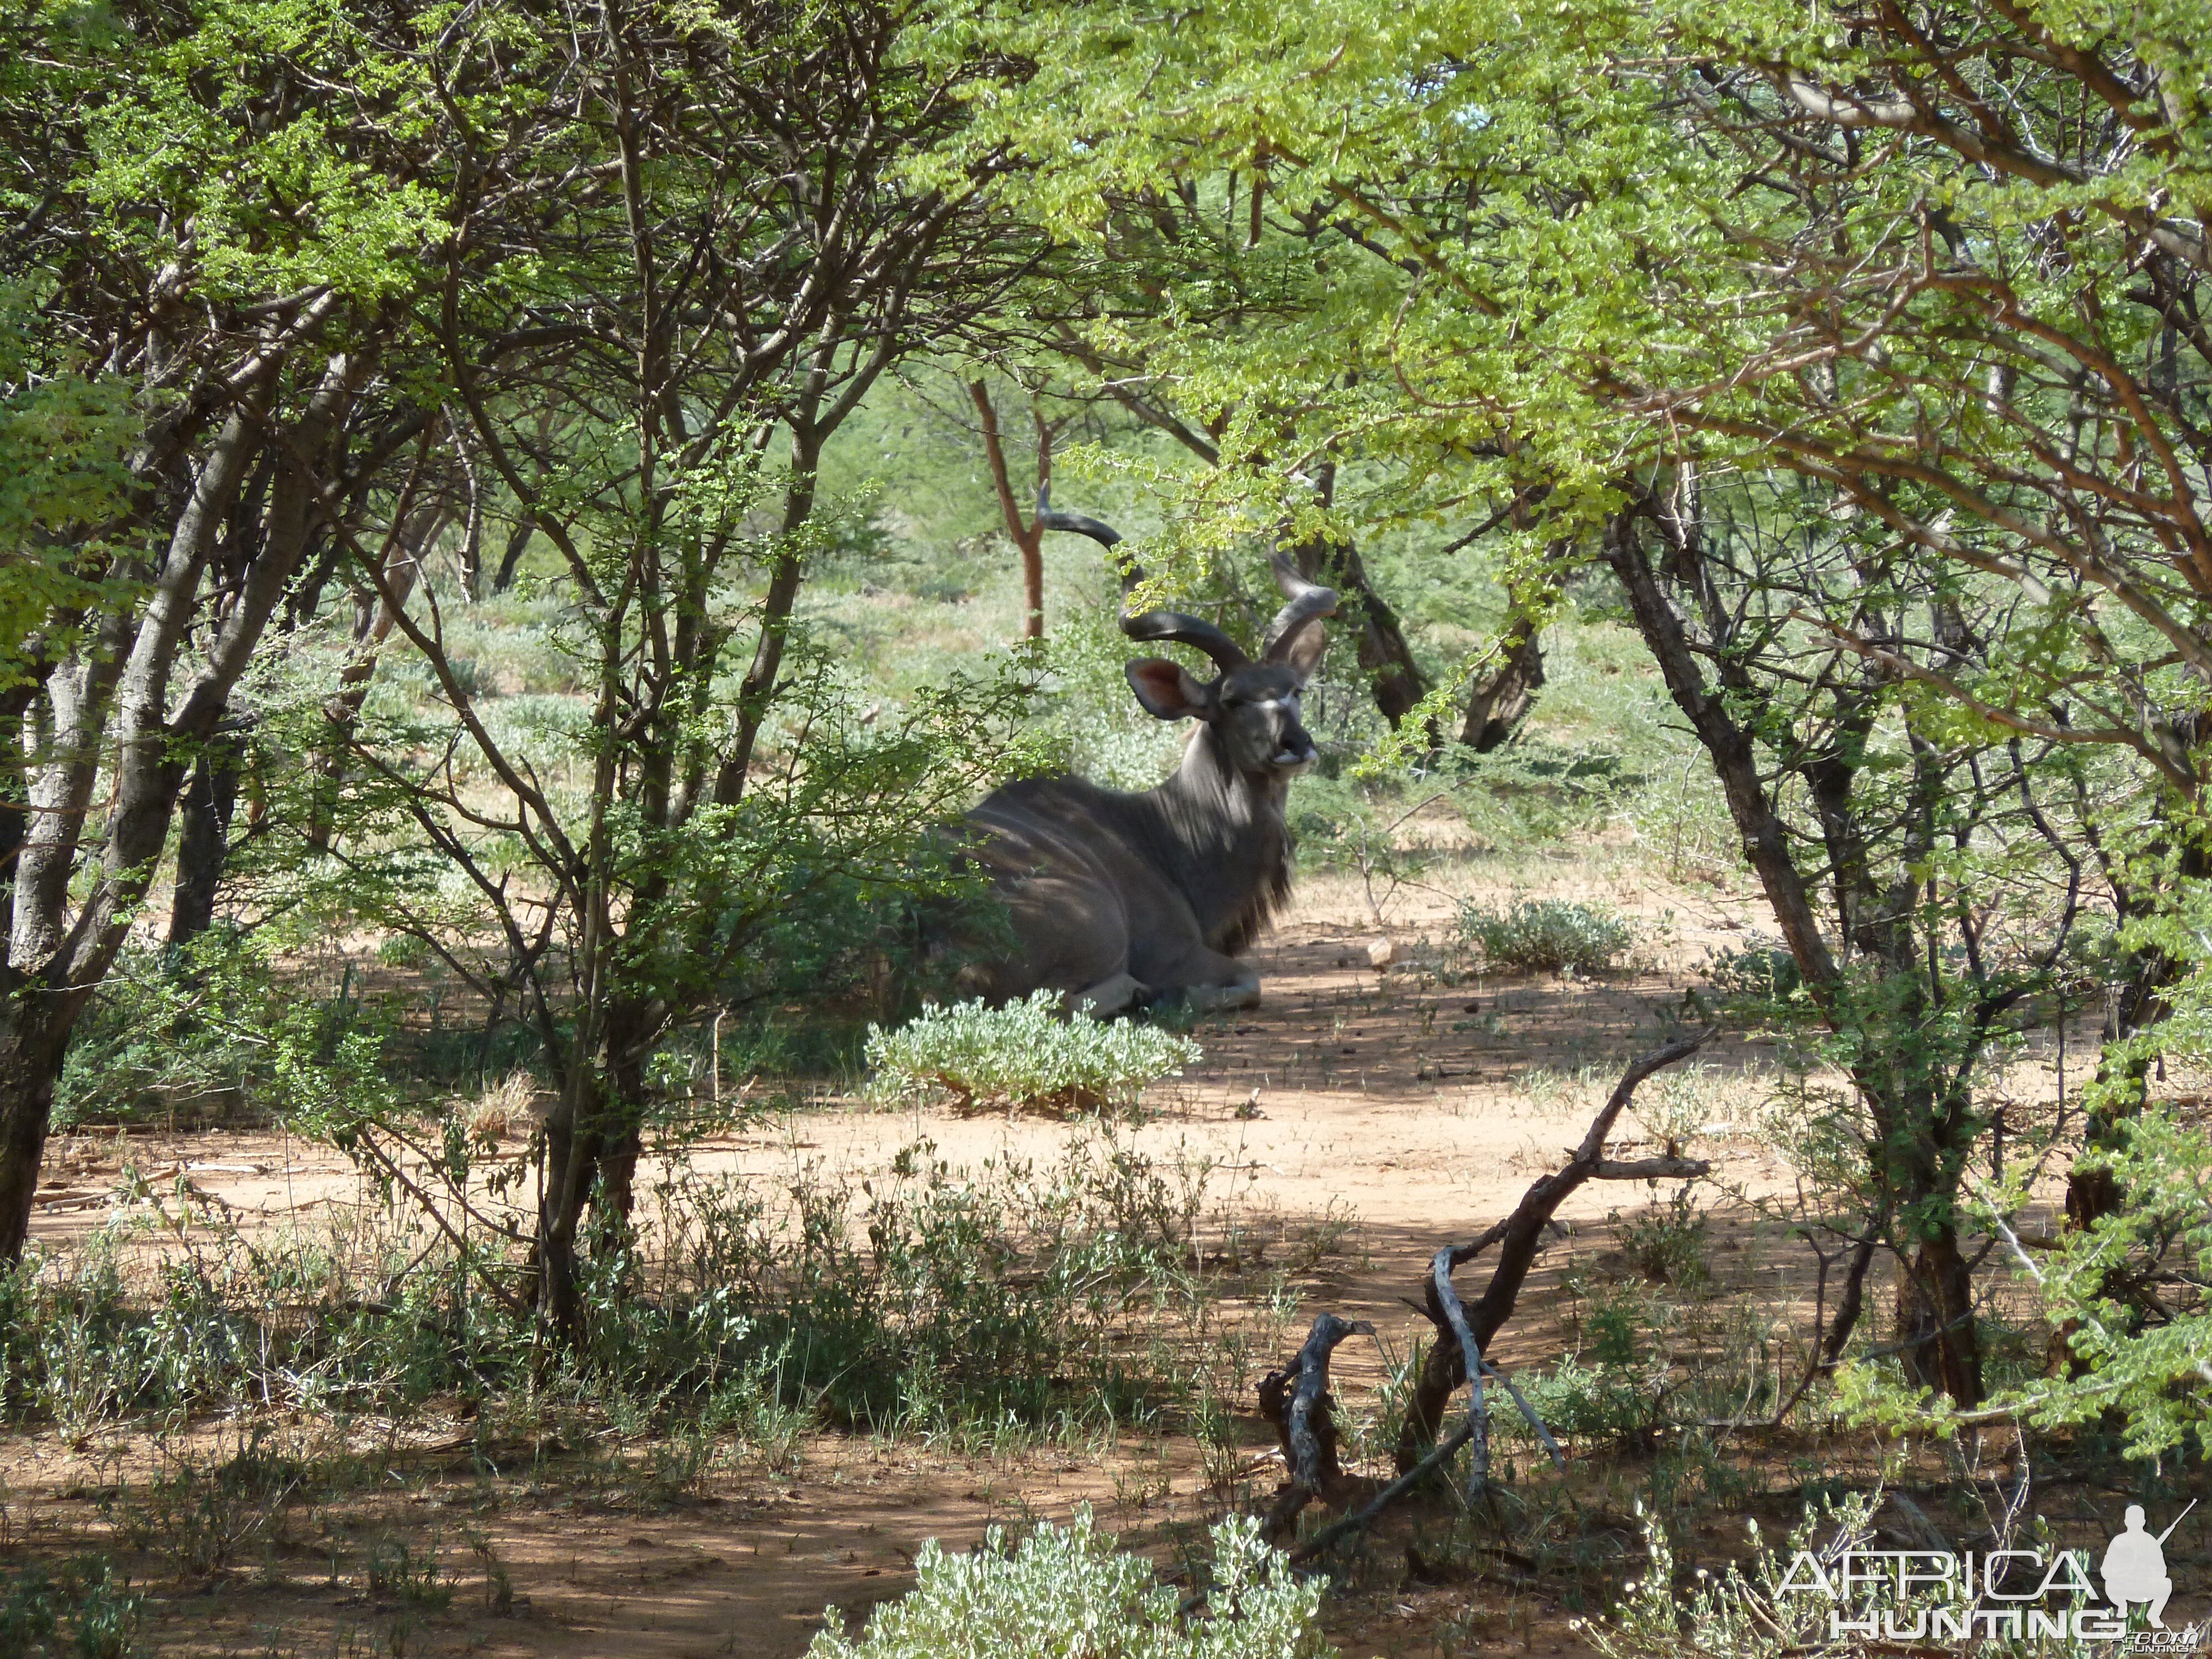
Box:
957 502 1337 1017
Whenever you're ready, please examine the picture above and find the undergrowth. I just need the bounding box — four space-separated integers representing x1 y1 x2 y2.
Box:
0 1556 144 1659
0 1128 1240 1441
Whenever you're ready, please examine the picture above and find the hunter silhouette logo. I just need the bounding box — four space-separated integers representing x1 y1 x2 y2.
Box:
1777 1499 2203 1646
2105 1503 2193 1629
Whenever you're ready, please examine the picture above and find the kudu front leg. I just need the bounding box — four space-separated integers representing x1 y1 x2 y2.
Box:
1163 957 1261 1013
1068 973 1147 1019
1182 973 1261 1013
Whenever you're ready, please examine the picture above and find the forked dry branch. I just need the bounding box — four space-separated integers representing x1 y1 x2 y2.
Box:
1246 1027 1717 1568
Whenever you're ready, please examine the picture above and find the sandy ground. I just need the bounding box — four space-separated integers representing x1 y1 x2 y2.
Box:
9 864 2122 1657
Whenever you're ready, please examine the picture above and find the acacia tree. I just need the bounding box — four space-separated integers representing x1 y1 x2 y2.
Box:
294 0 1040 1333
958 0 2169 1413
1620 1 2212 1240
0 0 462 1259
1604 481 2101 1409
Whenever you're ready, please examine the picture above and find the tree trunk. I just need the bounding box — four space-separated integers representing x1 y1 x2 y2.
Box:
1023 539 1044 639
1896 1226 1984 1408
1292 465 1431 731
309 505 441 851
0 683 38 951
1602 511 1840 988
533 998 659 1333
167 729 242 950
968 379 1048 640
0 985 76 1261
2064 835 2208 1232
286 532 341 630
0 340 353 1265
1605 504 1985 1407
493 520 535 593
535 1062 602 1340
719 425 822 803
1310 538 1428 729
1459 628 1543 751
589 999 655 1237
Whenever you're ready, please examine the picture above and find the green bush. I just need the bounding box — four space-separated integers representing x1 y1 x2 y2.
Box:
808 1509 1331 1659
0 1557 143 1659
1455 897 1635 974
1592 1493 1887 1659
1614 1190 1712 1288
1506 1354 1662 1444
864 992 1200 1115
53 930 380 1129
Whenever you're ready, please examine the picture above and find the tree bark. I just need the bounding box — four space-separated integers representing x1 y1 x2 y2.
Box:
587 998 656 1235
0 337 353 1263
1293 466 1431 732
1602 510 1840 990
1897 1227 1984 1407
719 424 823 803
1459 628 1544 751
309 504 442 851
968 379 1048 640
0 985 74 1260
167 728 242 950
0 683 35 952
492 520 535 593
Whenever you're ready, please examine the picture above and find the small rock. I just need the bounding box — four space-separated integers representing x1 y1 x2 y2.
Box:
1366 937 1395 968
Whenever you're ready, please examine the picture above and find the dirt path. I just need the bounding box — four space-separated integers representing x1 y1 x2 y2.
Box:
12 864 2099 1656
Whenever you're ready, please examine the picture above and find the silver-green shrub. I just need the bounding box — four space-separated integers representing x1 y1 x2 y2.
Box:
808 1509 1331 1659
1455 897 1635 974
864 992 1199 1114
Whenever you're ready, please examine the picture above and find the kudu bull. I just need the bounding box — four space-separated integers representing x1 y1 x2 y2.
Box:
957 500 1337 1017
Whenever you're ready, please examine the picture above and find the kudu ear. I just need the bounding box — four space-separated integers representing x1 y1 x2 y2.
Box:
1272 618 1328 680
1125 658 1215 721
1261 553 1337 681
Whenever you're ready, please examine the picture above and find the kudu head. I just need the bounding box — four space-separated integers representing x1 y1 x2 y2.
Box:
1039 494 1338 782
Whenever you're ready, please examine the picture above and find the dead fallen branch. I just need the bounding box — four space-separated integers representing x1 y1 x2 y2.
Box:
1287 1412 1477 1569
1257 1312 1372 1540
1429 1247 1490 1500
1397 1027 1715 1471
1219 1028 1719 1601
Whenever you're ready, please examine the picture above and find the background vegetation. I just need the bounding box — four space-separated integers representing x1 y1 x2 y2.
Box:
2 0 2209 1651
